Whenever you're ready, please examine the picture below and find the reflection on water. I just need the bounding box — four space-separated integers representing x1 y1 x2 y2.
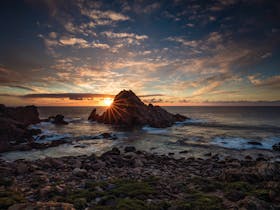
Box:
1 106 280 161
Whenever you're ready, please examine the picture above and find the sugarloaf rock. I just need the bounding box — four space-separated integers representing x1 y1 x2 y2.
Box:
88 90 188 128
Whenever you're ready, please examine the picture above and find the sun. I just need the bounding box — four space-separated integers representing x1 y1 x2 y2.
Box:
103 98 113 106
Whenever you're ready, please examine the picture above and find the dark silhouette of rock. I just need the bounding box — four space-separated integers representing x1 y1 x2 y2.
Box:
48 114 68 125
248 141 262 146
0 104 40 126
0 105 41 152
272 143 280 151
88 108 98 120
124 146 136 153
88 90 188 128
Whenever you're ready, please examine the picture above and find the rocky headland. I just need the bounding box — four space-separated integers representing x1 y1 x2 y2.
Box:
88 90 188 128
1 147 280 210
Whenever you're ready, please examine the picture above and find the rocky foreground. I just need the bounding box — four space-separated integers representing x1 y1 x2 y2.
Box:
1 147 280 210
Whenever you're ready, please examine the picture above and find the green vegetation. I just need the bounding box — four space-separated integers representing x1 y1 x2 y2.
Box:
182 193 224 210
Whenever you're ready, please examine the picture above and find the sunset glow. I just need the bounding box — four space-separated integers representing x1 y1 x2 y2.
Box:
103 98 113 106
0 1 279 106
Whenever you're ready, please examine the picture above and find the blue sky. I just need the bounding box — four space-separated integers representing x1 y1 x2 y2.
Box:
0 0 279 106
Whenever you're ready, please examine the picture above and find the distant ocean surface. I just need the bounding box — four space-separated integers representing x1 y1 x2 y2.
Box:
2 106 280 161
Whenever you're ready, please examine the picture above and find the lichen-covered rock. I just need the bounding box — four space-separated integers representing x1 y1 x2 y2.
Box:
88 90 188 128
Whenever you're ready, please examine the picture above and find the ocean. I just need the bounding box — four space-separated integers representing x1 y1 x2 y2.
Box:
1 106 280 161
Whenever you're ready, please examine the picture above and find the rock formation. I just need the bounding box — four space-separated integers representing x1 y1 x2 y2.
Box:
48 114 68 125
0 104 40 152
88 90 188 128
0 104 40 126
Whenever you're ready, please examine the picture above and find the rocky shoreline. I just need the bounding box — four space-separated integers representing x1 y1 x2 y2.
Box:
1 147 279 210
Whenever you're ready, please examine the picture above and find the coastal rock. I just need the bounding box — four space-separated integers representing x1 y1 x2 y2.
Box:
0 105 41 152
88 90 188 128
73 168 87 177
0 117 33 152
0 104 40 126
124 146 136 153
248 141 262 146
48 114 68 125
272 143 280 151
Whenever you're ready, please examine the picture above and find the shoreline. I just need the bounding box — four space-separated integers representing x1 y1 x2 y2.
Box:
1 147 279 209
1 139 279 162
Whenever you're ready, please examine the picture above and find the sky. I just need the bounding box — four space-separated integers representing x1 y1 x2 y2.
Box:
0 0 279 106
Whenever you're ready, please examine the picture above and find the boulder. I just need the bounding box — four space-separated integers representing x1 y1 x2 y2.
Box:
0 105 41 152
272 143 280 151
48 114 68 125
0 104 40 126
0 117 33 152
88 90 188 128
124 146 136 153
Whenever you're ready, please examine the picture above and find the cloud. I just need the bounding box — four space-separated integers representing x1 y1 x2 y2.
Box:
22 93 115 100
4 85 35 91
102 31 148 47
167 37 199 48
80 9 130 26
261 52 272 59
59 37 88 46
92 43 110 49
102 31 148 40
248 74 280 87
139 94 165 97
192 81 222 96
58 37 110 49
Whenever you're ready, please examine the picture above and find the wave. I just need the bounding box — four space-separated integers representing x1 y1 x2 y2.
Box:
177 119 280 133
142 126 168 134
211 136 280 150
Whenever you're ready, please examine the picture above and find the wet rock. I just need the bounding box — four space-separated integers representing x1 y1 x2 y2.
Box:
88 90 188 128
248 141 262 146
88 108 98 121
272 143 280 151
124 146 136 153
245 155 252 160
100 132 112 138
100 148 121 162
49 114 68 125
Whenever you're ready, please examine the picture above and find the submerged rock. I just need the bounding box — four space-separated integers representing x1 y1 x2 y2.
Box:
88 90 188 128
